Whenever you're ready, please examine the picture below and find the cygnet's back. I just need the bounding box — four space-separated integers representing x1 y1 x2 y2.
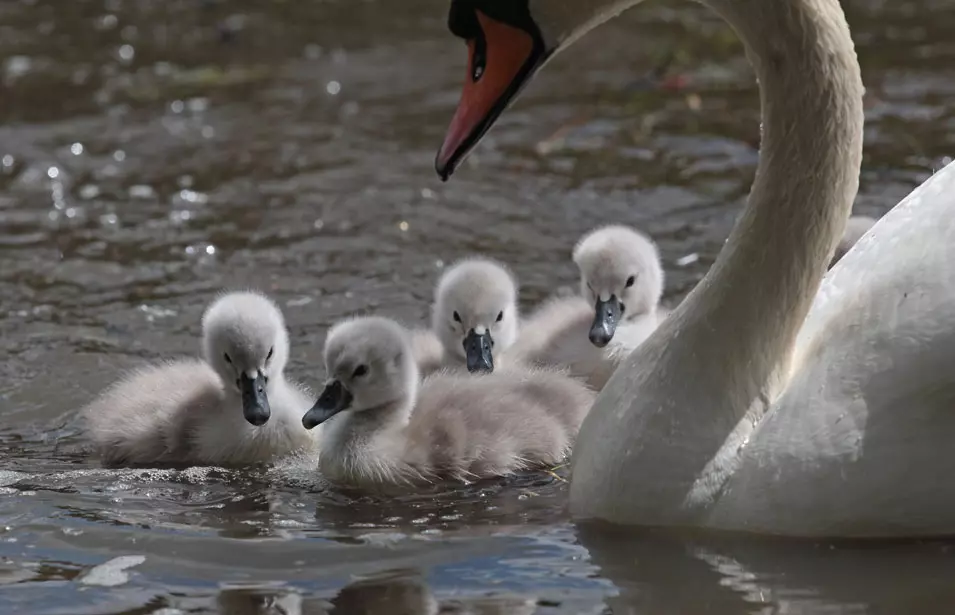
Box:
302 316 595 486
84 359 224 466
406 365 595 479
407 327 447 376
504 295 616 390
82 291 315 467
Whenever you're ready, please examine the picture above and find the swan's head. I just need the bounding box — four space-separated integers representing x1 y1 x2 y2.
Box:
302 317 417 430
573 225 664 347
201 291 290 426
432 257 519 373
436 0 633 179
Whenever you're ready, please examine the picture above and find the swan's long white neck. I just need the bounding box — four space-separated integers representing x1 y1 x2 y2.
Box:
569 0 864 524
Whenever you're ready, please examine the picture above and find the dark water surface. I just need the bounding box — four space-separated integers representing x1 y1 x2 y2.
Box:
2 0 954 612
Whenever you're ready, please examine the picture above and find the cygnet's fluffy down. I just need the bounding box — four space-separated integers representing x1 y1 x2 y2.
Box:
82 291 315 467
830 215 877 268
301 316 595 486
506 225 666 389
504 297 617 390
418 257 521 375
407 327 447 376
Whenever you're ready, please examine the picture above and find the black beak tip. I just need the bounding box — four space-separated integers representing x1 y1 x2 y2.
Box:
466 360 493 374
435 157 454 182
589 330 612 347
245 412 270 427
302 380 352 429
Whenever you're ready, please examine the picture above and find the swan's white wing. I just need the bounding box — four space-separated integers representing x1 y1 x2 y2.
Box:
709 160 955 537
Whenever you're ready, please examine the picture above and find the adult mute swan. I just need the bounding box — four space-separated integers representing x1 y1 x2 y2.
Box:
433 0 955 536
830 215 877 268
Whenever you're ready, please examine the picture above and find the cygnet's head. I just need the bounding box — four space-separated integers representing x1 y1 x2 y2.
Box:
201 290 290 427
432 257 519 373
573 225 664 347
302 317 417 430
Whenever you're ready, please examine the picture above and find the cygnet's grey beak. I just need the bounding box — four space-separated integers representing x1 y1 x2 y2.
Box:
240 372 271 426
589 296 622 348
302 379 353 430
463 328 494 373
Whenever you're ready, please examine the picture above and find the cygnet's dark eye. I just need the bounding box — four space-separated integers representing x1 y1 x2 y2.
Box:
620 302 627 314
625 275 636 288
266 347 274 361
453 311 462 323
353 364 369 378
496 311 504 322
223 353 232 364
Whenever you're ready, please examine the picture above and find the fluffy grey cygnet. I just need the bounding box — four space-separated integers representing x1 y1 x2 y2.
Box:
82 291 315 467
302 316 595 486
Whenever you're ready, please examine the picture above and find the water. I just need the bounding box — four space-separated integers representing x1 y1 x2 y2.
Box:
1 0 954 612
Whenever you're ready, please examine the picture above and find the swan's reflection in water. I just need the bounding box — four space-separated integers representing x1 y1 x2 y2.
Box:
214 569 540 615
577 522 955 613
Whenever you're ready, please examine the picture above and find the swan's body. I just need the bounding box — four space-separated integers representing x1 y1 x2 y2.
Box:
301 316 595 485
709 169 955 535
830 215 877 268
82 291 315 467
435 0 955 536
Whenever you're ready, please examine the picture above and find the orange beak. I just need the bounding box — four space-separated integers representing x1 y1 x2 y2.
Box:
435 11 545 181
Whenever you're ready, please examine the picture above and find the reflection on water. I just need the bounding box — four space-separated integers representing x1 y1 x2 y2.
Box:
578 524 955 614
2 0 955 612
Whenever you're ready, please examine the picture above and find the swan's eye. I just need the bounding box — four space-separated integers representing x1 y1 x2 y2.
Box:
352 364 369 378
496 311 503 322
625 275 636 288
453 311 462 323
266 347 274 361
620 302 626 314
223 353 232 364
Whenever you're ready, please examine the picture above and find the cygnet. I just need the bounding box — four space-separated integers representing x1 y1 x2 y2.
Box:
572 224 665 347
421 257 520 374
82 291 315 467
505 225 666 389
301 316 595 486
